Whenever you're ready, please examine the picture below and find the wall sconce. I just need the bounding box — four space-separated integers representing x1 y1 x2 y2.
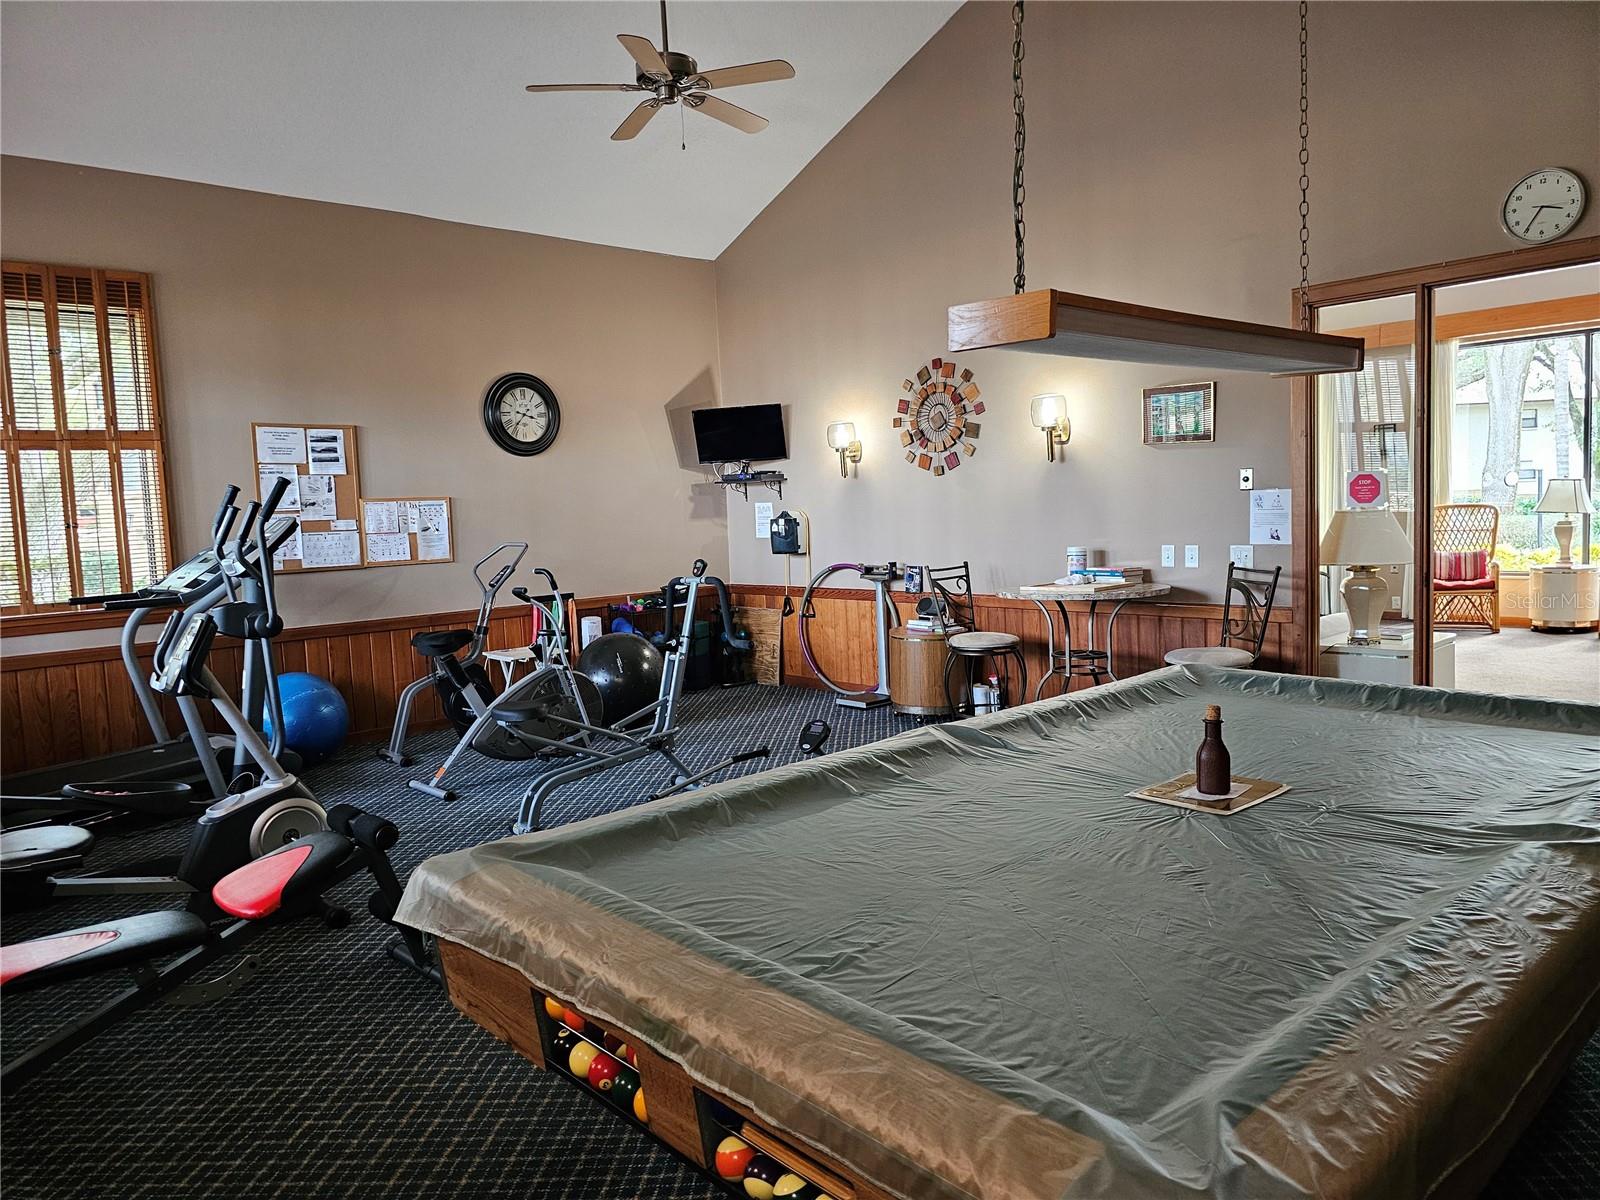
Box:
827 421 862 478
1029 394 1071 462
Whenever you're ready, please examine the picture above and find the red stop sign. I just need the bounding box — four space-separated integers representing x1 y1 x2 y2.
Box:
1348 473 1383 505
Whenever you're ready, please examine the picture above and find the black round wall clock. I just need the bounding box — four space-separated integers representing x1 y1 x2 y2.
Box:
483 373 561 456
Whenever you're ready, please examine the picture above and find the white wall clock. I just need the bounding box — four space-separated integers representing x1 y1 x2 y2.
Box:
1501 167 1586 244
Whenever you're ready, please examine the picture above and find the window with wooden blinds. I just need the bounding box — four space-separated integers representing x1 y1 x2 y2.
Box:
1 262 174 620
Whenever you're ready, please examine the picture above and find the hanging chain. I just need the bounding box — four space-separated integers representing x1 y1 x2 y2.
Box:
1297 0 1311 329
1012 1 1027 294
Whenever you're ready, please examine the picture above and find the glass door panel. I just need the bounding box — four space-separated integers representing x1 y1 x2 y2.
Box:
1312 295 1419 686
1431 263 1600 700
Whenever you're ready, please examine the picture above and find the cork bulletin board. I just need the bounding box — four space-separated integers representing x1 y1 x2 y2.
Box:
359 496 455 568
251 422 364 572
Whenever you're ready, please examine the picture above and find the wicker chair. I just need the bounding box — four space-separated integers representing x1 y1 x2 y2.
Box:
1432 504 1500 633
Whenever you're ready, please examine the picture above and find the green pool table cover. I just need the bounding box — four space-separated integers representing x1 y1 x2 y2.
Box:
399 666 1600 1199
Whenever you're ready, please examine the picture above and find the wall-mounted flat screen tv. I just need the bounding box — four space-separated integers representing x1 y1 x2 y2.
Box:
691 404 787 464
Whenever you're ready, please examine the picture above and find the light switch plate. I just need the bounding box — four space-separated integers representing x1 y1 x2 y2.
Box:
1161 544 1176 568
1229 544 1254 568
1184 544 1200 568
1239 467 1255 490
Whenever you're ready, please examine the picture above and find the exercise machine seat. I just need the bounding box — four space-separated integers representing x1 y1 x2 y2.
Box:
211 831 354 920
0 910 209 993
0 825 94 874
411 629 473 660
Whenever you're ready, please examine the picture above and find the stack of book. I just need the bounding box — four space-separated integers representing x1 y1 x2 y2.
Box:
1080 566 1148 583
905 617 967 633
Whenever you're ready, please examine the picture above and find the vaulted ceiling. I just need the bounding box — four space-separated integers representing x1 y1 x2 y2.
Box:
1 1 960 259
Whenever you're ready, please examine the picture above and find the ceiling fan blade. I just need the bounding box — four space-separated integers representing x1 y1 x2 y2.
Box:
612 99 664 141
687 93 769 134
617 33 671 80
687 60 795 90
525 82 643 93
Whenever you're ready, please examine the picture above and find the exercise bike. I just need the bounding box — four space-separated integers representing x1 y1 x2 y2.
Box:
510 560 769 834
381 541 534 767
0 478 326 918
406 565 602 802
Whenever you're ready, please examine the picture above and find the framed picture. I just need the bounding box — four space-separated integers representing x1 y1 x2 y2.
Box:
1142 382 1215 445
902 564 924 593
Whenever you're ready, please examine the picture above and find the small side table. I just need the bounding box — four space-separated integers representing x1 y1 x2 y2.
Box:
1319 631 1456 688
887 627 953 717
1529 564 1600 631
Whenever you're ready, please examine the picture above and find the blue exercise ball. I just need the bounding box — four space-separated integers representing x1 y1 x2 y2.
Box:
265 672 349 763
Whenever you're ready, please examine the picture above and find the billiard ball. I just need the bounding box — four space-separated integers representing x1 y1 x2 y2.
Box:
543 996 565 1021
568 1040 600 1079
587 1052 623 1092
560 1007 586 1033
714 1136 755 1180
632 1087 648 1123
743 1155 784 1199
616 1042 638 1066
551 1026 580 1061
610 1068 641 1108
773 1174 815 1199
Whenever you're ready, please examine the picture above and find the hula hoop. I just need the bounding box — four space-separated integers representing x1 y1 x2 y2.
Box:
797 562 901 699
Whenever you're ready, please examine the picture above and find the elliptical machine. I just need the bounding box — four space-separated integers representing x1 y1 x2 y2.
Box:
0 477 326 917
509 560 769 834
2 484 301 828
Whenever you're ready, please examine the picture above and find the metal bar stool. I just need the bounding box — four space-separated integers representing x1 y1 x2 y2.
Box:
922 562 1029 717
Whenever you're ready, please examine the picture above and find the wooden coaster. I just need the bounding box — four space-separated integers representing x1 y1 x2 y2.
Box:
1128 772 1290 815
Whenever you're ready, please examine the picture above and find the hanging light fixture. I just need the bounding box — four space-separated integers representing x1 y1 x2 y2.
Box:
947 2 1362 376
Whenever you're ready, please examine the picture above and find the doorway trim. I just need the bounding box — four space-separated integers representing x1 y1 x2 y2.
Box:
1289 235 1600 680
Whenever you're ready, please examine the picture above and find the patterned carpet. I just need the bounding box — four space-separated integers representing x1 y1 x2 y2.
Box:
2 684 1595 1199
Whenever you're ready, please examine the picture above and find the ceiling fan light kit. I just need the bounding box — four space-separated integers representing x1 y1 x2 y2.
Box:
948 1 1362 377
524 1 794 142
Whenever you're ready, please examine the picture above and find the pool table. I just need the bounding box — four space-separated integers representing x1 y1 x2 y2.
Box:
398 666 1600 1199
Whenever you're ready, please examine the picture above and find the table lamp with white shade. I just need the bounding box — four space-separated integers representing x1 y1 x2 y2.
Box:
1535 479 1594 566
1319 508 1413 645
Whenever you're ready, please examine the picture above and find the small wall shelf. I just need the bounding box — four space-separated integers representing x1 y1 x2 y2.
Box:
714 473 785 501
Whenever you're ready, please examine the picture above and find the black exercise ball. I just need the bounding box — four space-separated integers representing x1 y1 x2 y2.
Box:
577 633 663 728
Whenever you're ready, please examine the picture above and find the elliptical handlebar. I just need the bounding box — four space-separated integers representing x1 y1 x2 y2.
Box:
663 564 749 651
473 542 529 595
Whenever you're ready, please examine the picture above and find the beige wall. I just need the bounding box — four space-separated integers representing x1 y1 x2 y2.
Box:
713 0 1600 601
2 156 725 653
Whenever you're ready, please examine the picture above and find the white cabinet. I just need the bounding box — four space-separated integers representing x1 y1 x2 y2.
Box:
1529 565 1600 631
1319 632 1457 688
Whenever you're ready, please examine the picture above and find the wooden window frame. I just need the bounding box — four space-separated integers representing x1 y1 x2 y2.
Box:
1289 235 1600 682
1 262 175 626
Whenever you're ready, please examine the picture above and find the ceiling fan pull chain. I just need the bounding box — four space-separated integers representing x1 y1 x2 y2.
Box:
1012 0 1026 295
1297 0 1311 330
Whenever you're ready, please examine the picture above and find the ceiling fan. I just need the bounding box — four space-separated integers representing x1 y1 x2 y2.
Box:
524 0 795 141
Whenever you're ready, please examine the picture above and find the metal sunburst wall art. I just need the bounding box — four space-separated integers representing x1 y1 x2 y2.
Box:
896 357 983 477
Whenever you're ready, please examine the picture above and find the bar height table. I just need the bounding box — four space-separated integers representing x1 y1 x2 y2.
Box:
1002 582 1173 697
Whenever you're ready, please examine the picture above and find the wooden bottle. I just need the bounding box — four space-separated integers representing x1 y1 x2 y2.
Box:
1195 704 1231 796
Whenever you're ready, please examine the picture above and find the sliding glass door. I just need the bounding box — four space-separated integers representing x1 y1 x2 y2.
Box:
1299 243 1600 692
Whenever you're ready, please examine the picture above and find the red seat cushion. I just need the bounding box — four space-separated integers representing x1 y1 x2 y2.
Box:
1435 577 1495 592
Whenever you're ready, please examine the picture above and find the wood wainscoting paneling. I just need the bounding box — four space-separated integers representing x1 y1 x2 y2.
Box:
727 585 1301 696
1 585 1298 777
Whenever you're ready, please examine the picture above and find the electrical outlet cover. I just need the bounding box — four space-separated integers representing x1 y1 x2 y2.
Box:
1184 544 1200 568
1229 545 1254 568
1161 544 1176 567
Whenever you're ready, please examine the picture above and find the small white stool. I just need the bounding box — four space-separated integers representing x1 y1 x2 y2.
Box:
483 646 543 689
